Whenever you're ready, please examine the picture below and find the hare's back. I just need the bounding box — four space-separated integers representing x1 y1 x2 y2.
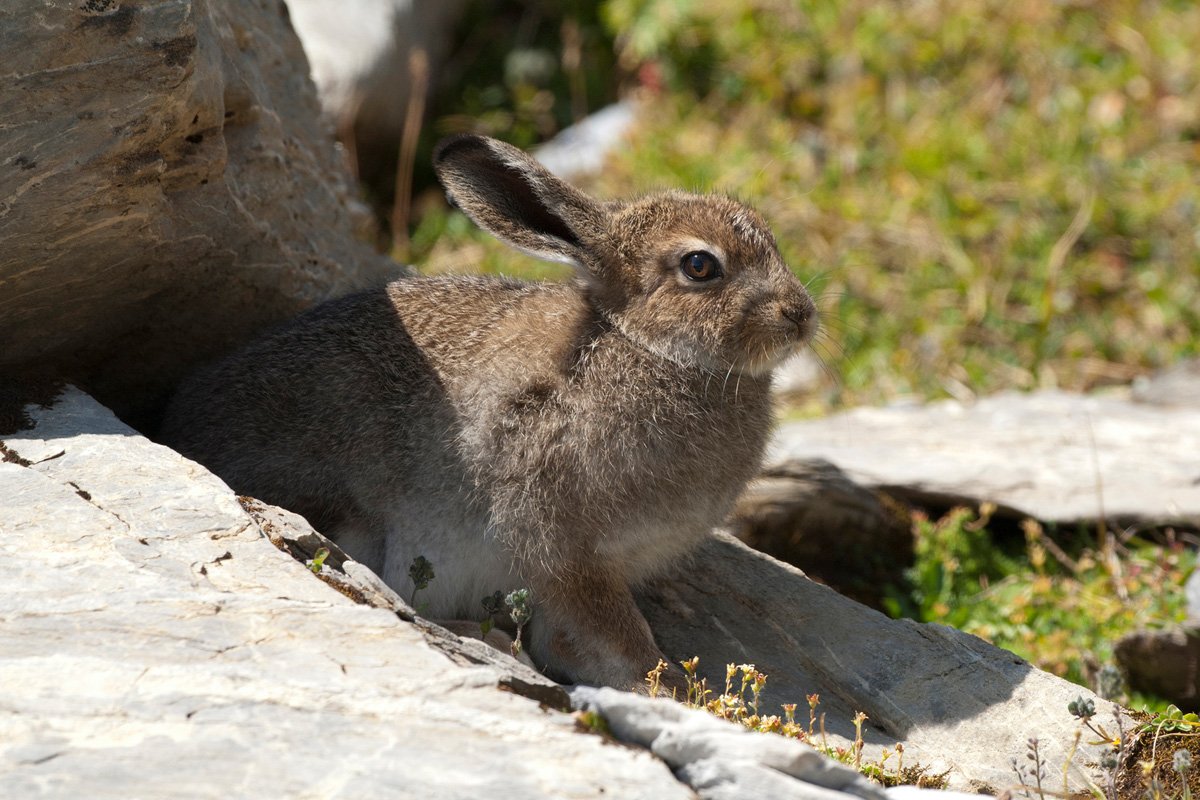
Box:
161 285 460 533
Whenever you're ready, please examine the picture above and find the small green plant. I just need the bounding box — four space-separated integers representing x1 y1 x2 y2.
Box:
505 588 532 658
308 547 330 574
480 590 505 636
1142 706 1200 736
645 658 670 698
1059 691 1200 800
408 555 435 612
574 709 614 738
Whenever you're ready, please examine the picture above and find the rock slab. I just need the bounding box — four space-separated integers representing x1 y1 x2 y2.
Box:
0 387 689 800
769 389 1200 526
2 386 1131 797
637 532 1125 794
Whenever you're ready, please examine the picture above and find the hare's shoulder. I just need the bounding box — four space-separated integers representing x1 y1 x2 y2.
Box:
385 275 583 369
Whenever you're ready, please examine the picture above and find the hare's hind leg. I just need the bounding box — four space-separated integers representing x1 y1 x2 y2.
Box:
528 565 686 695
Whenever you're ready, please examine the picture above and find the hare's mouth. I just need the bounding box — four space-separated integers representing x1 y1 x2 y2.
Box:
726 337 809 378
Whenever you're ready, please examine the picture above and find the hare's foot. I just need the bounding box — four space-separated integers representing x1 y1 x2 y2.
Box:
527 566 685 695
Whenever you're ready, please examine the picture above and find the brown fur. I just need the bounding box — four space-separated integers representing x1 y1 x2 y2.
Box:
160 135 816 690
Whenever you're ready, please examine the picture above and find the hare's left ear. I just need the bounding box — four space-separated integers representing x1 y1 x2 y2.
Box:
432 134 604 268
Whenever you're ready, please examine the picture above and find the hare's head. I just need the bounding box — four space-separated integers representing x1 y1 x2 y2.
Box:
433 135 817 376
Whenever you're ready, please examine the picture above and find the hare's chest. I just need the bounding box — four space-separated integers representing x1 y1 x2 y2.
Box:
589 387 772 574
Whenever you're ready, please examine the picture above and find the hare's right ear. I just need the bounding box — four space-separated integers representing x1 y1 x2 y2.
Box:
432 134 604 267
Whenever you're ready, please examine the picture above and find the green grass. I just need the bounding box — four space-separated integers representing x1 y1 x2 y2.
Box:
411 0 1200 411
883 506 1196 696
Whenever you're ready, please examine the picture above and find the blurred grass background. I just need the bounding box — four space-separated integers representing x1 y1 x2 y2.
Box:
385 0 1199 414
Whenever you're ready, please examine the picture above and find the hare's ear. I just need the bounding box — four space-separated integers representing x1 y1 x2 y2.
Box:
433 134 603 267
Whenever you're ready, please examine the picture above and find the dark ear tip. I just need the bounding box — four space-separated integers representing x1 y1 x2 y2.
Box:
432 133 490 170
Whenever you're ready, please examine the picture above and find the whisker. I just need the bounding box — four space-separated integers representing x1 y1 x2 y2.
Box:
808 341 844 387
801 265 852 291
814 316 866 338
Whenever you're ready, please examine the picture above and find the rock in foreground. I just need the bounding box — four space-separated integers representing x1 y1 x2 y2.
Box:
0 388 684 799
2 387 1125 796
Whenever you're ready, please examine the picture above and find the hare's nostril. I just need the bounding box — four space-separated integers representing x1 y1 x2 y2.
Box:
781 307 814 340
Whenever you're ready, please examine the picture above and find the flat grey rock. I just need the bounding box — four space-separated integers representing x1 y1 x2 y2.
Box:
639 532 1125 794
769 389 1200 525
0 387 690 800
1133 357 1200 408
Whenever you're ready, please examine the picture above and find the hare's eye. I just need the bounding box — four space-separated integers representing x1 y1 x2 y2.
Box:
681 251 721 281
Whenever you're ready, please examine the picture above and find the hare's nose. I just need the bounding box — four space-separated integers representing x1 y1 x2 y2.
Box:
781 305 816 342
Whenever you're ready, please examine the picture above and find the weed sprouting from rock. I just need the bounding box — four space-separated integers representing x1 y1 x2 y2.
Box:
407 555 435 612
505 588 532 658
480 590 505 635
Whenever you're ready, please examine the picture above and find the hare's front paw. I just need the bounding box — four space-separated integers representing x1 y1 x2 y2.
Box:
527 569 680 693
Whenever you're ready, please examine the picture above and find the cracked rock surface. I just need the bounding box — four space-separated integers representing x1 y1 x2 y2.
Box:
2 386 1130 798
0 387 689 799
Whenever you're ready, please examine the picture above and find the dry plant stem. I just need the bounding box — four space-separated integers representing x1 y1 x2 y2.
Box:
1084 410 1129 601
853 711 868 771
391 47 429 255
646 659 668 697
1023 518 1079 573
1061 729 1080 795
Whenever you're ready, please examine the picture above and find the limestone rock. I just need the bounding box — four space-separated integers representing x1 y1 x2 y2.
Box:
637 533 1126 794
0 386 689 799
2 385 1131 797
0 0 398 426
1133 357 1200 408
768 389 1200 527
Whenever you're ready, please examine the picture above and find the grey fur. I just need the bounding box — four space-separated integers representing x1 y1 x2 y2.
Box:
161 135 817 691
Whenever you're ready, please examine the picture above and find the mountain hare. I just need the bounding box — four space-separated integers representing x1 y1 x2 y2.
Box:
161 134 817 691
